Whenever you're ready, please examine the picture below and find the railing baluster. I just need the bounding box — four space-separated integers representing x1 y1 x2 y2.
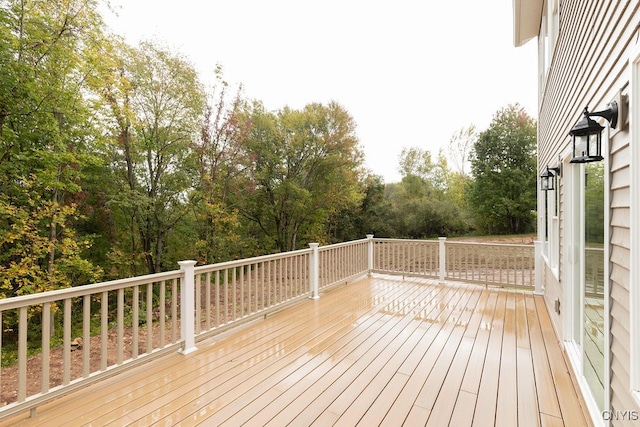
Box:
269 261 273 307
261 262 265 310
278 258 283 303
284 256 289 301
132 285 139 359
328 248 331 286
471 246 476 282
18 307 26 402
248 264 253 316
118 288 124 364
265 261 269 306
240 267 245 318
146 282 153 354
465 245 470 281
224 268 229 324
172 278 178 343
232 267 237 322
205 272 211 331
298 255 302 296
160 281 166 348
42 303 50 392
63 298 71 385
101 291 108 370
82 295 90 378
195 274 201 334
215 270 220 327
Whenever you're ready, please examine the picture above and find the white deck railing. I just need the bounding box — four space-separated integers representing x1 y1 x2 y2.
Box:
372 238 535 289
0 236 534 420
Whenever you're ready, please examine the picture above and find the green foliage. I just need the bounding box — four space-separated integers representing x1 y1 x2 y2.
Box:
447 125 477 176
0 0 537 307
239 101 364 251
366 147 472 239
0 0 106 301
189 72 256 263
468 104 537 234
380 176 469 239
97 40 206 275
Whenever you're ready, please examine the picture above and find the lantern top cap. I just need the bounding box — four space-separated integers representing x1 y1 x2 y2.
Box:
570 110 603 136
570 102 618 136
540 167 554 178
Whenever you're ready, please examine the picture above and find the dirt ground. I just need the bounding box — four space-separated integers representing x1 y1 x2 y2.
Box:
1 323 160 405
448 234 536 245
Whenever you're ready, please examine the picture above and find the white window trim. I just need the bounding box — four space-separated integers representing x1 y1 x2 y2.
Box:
541 175 560 280
539 0 560 94
629 44 640 406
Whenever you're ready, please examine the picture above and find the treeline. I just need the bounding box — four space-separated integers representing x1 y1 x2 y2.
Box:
0 1 537 298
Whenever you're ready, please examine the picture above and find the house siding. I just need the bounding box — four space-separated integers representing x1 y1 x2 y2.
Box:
542 262 563 338
535 0 640 424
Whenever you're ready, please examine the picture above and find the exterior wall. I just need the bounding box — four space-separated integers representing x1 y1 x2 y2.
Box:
542 260 563 338
610 125 634 424
536 0 639 424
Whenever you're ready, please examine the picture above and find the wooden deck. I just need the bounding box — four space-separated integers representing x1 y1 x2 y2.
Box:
1 276 591 426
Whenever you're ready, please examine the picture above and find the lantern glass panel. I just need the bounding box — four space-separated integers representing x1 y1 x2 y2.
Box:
590 132 602 157
541 176 549 191
574 134 588 158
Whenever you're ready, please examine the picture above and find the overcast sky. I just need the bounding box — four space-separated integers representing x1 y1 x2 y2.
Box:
102 0 538 183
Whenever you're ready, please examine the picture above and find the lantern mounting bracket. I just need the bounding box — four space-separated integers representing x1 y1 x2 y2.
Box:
586 101 618 129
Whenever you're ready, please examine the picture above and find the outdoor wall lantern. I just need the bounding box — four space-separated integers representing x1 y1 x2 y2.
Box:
569 101 618 163
540 165 561 191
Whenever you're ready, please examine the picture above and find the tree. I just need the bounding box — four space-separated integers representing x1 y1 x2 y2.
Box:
447 125 477 176
397 147 449 192
0 0 107 297
98 40 205 275
468 104 537 234
240 101 364 251
190 66 254 263
353 146 470 240
328 172 392 241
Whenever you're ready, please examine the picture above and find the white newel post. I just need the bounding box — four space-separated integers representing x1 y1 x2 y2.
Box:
178 260 197 355
438 237 446 284
309 243 320 299
366 234 374 276
534 240 544 295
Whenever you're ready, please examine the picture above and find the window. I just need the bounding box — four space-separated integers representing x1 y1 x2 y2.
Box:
548 179 560 273
539 0 560 92
541 172 560 276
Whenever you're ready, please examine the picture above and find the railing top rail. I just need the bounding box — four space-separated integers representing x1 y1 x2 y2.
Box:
445 241 534 249
0 270 184 311
373 237 534 249
372 238 439 244
318 238 369 252
194 247 313 274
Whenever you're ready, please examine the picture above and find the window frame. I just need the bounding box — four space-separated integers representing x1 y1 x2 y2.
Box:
541 171 560 278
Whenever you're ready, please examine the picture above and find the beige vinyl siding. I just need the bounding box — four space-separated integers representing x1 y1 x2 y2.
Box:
609 128 635 422
537 0 635 165
536 0 640 423
542 262 563 338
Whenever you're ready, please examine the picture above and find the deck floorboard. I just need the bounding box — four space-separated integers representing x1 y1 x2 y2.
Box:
0 276 591 426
